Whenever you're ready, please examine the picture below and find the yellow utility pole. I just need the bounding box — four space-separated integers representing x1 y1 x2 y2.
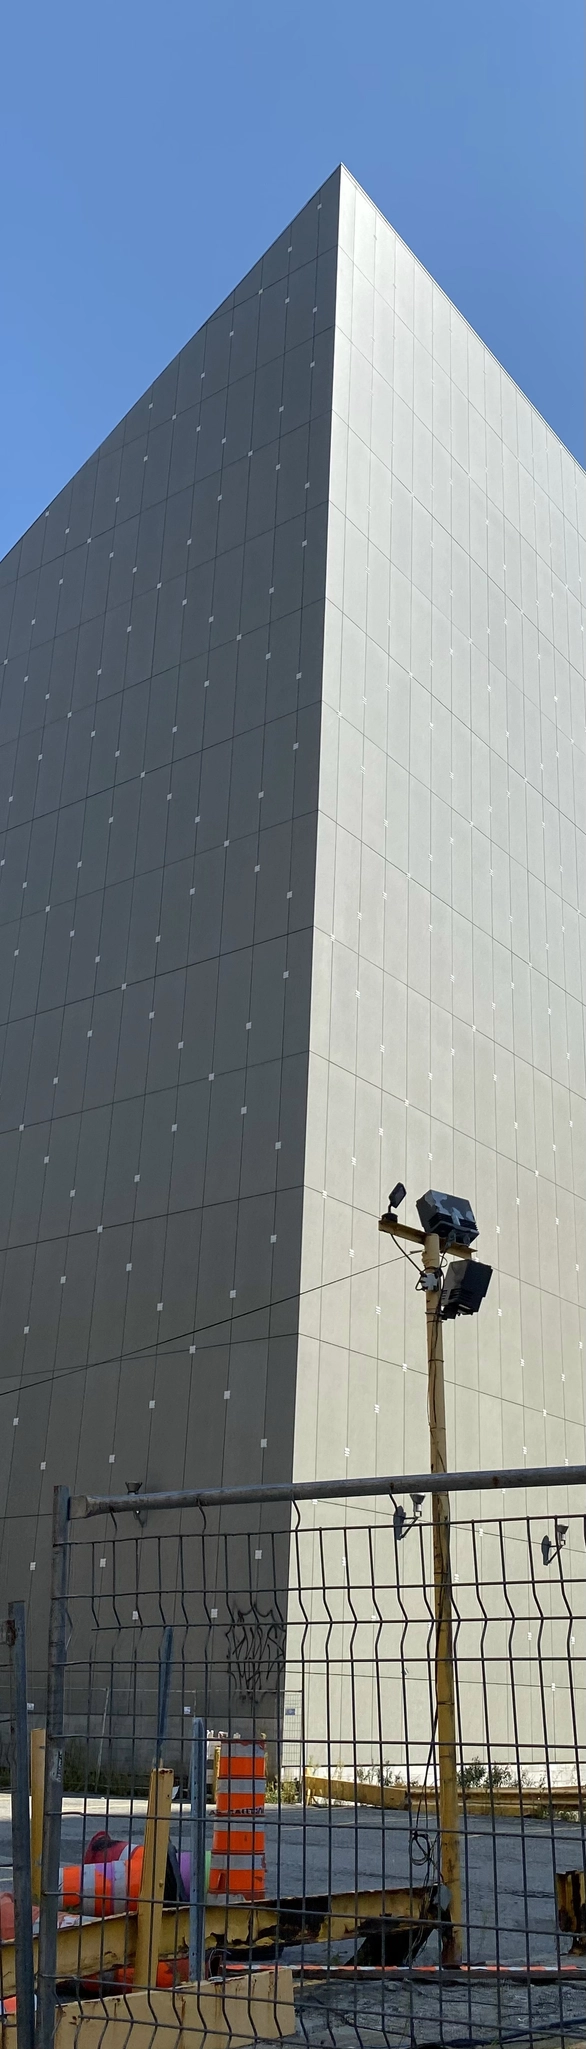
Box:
379 1209 465 1966
422 1229 462 1967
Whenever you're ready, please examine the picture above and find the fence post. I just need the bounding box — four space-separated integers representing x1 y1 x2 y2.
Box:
133 1766 173 1989
8 1600 35 2049
155 1624 174 1765
30 1728 46 1907
189 1717 207 1981
35 1486 70 2049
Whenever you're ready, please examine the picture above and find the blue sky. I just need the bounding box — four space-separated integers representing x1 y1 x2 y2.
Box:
1 0 583 560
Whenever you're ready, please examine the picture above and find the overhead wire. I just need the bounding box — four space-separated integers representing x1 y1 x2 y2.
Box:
391 1235 423 1278
0 1249 416 1407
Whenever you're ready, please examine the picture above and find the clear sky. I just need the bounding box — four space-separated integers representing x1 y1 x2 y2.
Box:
1 0 583 560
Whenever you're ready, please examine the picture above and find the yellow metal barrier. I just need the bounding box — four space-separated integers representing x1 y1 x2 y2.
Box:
305 1773 586 1818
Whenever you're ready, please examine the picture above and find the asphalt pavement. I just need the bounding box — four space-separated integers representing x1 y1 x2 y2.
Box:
1 1799 585 2045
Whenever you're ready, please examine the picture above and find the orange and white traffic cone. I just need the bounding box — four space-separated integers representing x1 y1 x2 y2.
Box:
208 1738 266 1900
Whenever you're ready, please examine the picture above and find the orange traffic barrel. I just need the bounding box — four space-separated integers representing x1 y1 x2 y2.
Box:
209 1739 266 1898
59 1844 144 1916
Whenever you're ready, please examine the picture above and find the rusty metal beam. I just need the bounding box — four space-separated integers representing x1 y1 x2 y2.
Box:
0 1890 429 2000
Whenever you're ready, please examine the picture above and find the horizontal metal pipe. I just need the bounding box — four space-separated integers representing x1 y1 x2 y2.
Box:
290 1965 586 1983
70 1463 586 1520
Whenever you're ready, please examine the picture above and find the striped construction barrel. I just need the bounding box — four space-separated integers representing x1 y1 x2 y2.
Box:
58 1843 144 1916
209 1739 266 1898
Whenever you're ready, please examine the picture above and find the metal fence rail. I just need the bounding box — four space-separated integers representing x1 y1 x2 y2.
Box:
68 1462 586 1515
13 1472 586 2049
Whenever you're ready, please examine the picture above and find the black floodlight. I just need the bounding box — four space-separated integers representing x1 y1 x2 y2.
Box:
416 1190 479 1247
387 1181 406 1215
440 1260 492 1320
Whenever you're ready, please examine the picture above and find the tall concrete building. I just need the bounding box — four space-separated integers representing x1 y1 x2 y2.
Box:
0 167 585 1706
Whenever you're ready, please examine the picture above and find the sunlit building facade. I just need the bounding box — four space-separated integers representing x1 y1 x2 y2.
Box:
0 169 584 1741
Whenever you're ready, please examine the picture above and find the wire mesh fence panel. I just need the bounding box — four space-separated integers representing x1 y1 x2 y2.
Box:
0 1614 30 2029
26 1480 586 2049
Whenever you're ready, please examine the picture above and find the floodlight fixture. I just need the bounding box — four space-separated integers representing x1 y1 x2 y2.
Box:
125 1479 147 1527
541 1522 568 1567
440 1260 492 1320
385 1182 406 1221
393 1492 425 1542
416 1190 479 1247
